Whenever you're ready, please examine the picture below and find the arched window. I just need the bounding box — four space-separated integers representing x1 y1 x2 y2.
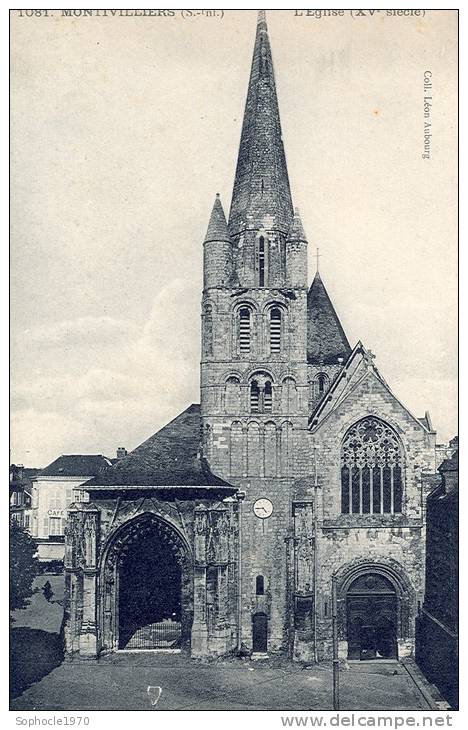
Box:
341 417 403 515
249 373 273 413
283 377 298 412
312 372 330 398
258 237 266 287
264 421 277 477
230 421 244 476
225 376 240 412
239 307 251 354
270 308 282 354
256 575 265 596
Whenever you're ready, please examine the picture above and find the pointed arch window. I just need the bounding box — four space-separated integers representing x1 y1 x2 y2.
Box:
341 417 403 515
270 308 282 354
239 308 251 354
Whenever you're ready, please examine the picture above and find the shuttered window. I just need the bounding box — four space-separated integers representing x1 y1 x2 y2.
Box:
250 380 260 412
239 308 251 354
270 308 281 354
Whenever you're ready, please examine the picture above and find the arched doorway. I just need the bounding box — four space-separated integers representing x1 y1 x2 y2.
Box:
346 573 398 660
100 514 192 652
252 612 268 653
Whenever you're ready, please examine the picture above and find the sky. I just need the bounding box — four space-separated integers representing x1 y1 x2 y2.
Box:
10 9 457 467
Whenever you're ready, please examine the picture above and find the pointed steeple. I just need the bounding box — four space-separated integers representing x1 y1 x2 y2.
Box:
228 10 293 236
287 207 308 243
204 194 231 243
307 272 351 364
203 194 233 289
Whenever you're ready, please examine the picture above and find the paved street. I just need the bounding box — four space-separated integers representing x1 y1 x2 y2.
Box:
10 575 437 712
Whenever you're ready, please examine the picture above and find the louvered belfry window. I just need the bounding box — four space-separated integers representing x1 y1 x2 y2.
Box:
250 375 273 413
239 308 251 354
341 417 403 515
270 308 281 354
250 380 260 412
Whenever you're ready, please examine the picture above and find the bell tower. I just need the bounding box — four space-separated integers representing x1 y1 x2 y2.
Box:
200 11 310 653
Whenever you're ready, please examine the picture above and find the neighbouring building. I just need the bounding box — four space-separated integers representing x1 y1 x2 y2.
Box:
64 12 438 661
416 447 458 709
10 464 39 530
435 435 458 470
31 455 113 562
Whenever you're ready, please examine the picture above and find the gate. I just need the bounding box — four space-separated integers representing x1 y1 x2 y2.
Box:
123 620 182 650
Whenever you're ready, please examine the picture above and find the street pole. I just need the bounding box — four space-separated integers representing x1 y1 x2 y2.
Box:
332 576 340 711
236 491 245 652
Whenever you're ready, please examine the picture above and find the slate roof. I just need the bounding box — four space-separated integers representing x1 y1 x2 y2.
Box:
307 272 351 365
85 404 236 489
204 195 231 243
228 10 293 234
39 454 113 478
287 209 307 242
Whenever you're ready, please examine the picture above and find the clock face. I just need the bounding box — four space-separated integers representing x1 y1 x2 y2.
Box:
253 498 273 519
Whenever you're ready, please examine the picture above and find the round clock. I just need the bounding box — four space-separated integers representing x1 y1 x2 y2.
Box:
253 498 273 519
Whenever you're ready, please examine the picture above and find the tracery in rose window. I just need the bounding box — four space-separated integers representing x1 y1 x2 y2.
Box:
341 417 403 515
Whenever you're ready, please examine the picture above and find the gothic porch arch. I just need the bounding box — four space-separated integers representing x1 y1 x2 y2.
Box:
98 512 193 653
333 558 416 648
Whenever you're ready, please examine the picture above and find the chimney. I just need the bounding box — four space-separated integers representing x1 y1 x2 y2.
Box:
116 447 127 460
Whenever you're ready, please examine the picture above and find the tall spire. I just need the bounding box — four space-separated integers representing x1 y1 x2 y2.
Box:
228 10 293 236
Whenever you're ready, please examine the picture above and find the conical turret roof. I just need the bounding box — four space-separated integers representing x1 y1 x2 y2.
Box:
228 11 293 235
307 272 351 364
287 208 308 242
204 194 231 244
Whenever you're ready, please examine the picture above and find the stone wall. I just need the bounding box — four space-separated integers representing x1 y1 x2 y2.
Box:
63 495 240 659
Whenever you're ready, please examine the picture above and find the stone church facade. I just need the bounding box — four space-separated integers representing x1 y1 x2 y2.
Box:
64 12 437 662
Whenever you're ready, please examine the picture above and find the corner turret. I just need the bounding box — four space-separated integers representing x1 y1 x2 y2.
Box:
286 208 308 288
203 194 233 289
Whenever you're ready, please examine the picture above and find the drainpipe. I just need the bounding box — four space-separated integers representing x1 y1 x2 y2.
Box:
236 490 246 652
332 575 340 710
313 442 319 663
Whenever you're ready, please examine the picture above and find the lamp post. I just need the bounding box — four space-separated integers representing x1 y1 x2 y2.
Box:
332 576 340 710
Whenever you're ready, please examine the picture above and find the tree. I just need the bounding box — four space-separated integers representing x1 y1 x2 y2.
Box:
10 520 39 612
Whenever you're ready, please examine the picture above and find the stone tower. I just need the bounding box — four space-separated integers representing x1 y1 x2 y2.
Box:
200 10 310 652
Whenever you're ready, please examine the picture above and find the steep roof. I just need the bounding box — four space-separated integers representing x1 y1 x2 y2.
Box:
85 404 235 489
228 11 293 235
204 194 231 244
287 209 308 242
39 454 113 478
307 272 351 364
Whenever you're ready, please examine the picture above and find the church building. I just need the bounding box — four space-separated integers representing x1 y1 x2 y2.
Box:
64 11 437 663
